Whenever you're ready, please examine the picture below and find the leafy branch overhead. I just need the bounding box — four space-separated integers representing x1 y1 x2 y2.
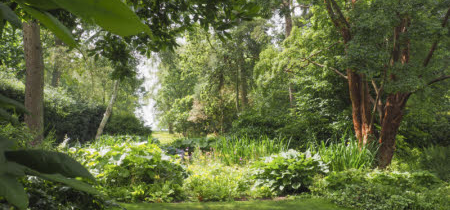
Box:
1 0 261 50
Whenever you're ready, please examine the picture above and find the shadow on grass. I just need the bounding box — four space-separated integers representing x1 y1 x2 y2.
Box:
118 198 351 210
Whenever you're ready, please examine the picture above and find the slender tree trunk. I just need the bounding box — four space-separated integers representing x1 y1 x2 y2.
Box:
239 61 248 109
51 37 63 87
283 0 295 107
235 67 240 112
95 80 120 139
284 0 293 38
23 20 45 145
168 122 174 134
288 83 295 107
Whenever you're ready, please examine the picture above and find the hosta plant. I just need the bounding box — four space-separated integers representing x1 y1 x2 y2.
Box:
251 149 328 195
68 141 187 202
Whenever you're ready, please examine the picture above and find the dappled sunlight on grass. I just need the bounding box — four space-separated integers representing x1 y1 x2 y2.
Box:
117 199 351 210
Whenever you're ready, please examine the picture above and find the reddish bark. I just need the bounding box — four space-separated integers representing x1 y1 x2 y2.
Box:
378 93 410 168
347 70 374 146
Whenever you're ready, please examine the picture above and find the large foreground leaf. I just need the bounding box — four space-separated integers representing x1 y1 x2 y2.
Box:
0 2 22 28
0 174 28 210
0 94 29 114
27 170 99 195
20 4 77 48
22 0 60 10
5 150 95 182
51 0 152 37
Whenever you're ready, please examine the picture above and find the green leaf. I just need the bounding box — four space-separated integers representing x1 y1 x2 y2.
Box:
20 4 78 48
5 150 96 182
0 94 29 114
0 108 19 124
292 182 301 189
1 161 26 176
0 2 22 28
27 170 99 195
0 174 28 210
22 0 60 10
50 0 152 37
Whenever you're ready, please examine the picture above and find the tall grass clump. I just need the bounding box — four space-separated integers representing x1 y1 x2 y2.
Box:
212 135 290 165
309 134 378 172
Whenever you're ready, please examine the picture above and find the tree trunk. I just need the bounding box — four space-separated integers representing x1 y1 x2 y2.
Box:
168 122 174 134
23 20 45 145
283 0 293 38
235 66 240 112
288 83 295 107
378 93 410 168
51 37 63 87
347 71 374 145
95 80 120 139
284 0 295 107
239 61 248 109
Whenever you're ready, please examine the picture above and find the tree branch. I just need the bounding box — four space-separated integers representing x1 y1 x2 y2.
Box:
330 0 351 30
305 58 347 79
302 41 342 61
427 75 450 86
423 7 450 67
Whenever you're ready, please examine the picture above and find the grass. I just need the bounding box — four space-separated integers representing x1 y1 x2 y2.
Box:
212 135 289 165
308 135 378 172
117 198 351 210
152 131 182 144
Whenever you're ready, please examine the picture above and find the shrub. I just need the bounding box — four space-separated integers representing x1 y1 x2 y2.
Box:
251 150 328 195
67 140 186 203
420 145 450 181
169 137 218 153
312 169 449 210
183 157 252 201
104 112 152 137
308 135 378 172
0 74 151 143
0 74 104 143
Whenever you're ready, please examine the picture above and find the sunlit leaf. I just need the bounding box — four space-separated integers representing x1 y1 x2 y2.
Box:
50 0 152 37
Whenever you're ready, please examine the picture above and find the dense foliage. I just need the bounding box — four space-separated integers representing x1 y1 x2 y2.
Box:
1 0 449 209
312 169 449 210
0 73 150 142
67 136 186 203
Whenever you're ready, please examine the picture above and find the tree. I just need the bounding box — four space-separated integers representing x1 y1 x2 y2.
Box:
23 20 44 144
311 0 450 167
95 79 119 139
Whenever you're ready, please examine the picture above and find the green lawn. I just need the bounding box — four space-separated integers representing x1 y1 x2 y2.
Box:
117 199 350 210
152 131 182 144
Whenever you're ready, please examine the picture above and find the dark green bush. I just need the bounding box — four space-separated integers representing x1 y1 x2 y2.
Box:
0 74 150 143
104 112 152 137
251 149 328 195
312 169 449 210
